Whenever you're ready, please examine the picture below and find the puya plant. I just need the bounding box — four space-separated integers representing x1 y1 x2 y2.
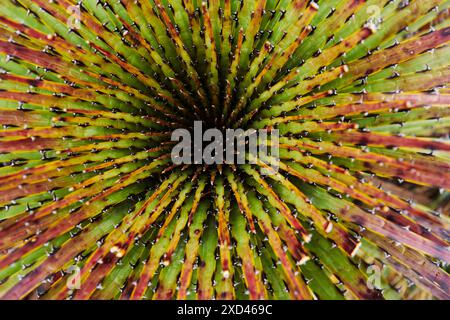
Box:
0 0 449 300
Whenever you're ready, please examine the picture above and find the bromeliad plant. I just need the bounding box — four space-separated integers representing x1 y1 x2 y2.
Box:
0 0 449 300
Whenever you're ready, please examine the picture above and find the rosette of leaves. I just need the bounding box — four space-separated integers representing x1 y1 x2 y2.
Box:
0 0 449 300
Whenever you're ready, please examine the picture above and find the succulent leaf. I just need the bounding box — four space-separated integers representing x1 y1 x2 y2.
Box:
0 0 449 300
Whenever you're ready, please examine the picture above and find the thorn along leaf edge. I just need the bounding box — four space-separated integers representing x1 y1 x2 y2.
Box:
0 0 448 300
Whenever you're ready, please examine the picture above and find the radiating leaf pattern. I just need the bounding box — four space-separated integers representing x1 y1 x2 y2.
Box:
0 0 449 300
